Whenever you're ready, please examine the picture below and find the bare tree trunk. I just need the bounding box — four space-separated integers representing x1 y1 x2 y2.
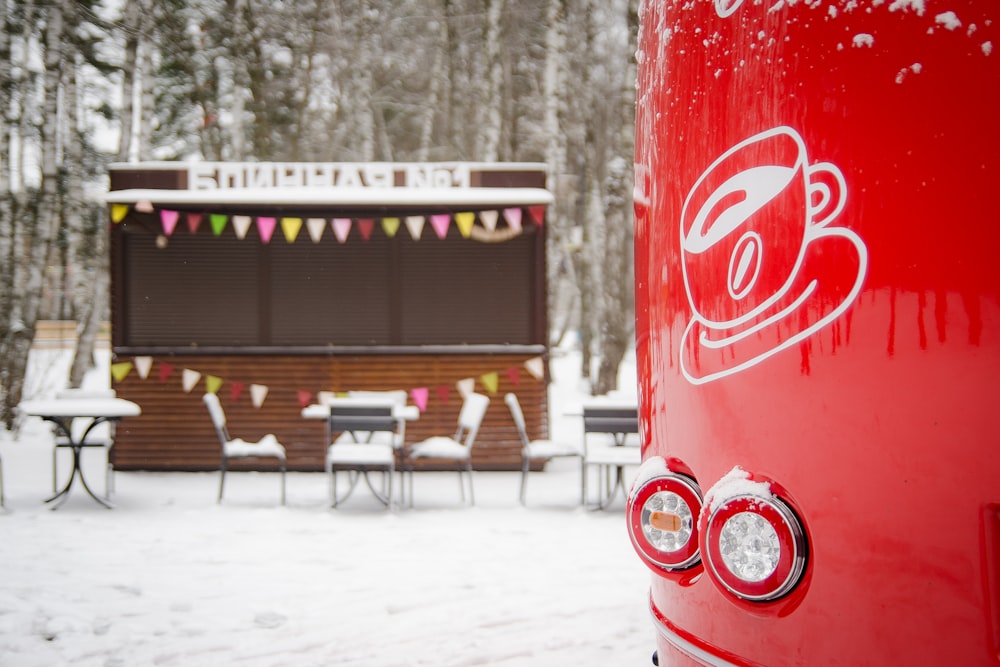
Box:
117 0 144 161
480 0 503 161
417 12 446 161
1 0 66 427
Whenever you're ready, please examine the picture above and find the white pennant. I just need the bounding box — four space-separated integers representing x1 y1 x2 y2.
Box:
405 215 425 240
524 356 545 380
306 217 326 242
250 383 269 408
182 368 201 393
232 215 253 240
456 377 475 398
479 209 499 232
134 356 153 379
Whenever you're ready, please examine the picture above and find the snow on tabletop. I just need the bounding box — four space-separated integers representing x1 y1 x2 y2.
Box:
704 465 774 513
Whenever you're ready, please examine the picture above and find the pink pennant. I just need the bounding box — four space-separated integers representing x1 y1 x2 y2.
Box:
358 218 375 241
527 205 546 226
297 390 313 409
332 218 352 243
160 209 180 236
430 214 451 239
436 384 450 404
505 367 521 386
186 212 203 233
257 216 277 243
503 208 522 232
410 387 429 412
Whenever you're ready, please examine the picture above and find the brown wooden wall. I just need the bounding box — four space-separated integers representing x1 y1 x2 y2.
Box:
110 352 549 472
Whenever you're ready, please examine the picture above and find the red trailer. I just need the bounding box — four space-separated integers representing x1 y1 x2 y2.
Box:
628 0 999 664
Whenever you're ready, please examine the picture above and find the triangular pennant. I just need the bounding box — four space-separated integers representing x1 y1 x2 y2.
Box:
281 217 303 243
110 361 133 383
232 215 252 239
306 217 326 242
158 361 175 382
405 215 425 240
503 207 522 232
358 218 375 241
160 209 180 236
333 218 352 243
250 383 269 408
182 368 201 393
479 209 499 232
186 212 203 233
134 356 153 379
111 204 129 223
257 216 277 243
456 377 475 398
410 387 429 412
505 366 521 386
480 371 499 395
454 211 475 238
210 213 228 236
230 380 246 403
430 214 450 239
524 356 545 380
381 217 400 238
527 205 546 226
297 390 313 409
134 200 154 213
436 384 450 404
205 375 223 394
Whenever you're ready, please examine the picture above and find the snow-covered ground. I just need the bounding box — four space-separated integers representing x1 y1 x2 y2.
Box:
0 344 654 667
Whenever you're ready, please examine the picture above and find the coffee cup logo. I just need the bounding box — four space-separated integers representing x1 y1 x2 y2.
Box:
679 126 868 384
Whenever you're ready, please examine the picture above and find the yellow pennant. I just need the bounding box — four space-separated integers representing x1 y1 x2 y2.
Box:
281 217 303 243
110 361 133 383
455 212 476 238
205 375 224 394
111 204 129 223
381 217 400 238
479 371 499 395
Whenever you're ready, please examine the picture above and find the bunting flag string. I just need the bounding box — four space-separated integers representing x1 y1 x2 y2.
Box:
109 354 547 412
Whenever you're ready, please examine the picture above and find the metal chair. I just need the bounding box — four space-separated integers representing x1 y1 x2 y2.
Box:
326 401 399 508
203 393 287 505
504 392 583 505
407 392 490 506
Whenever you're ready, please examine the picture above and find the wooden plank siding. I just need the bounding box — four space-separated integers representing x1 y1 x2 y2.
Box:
110 352 550 472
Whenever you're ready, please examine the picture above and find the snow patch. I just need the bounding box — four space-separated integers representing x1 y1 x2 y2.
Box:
629 456 671 498
983 41 994 56
704 466 773 513
934 11 961 31
852 33 875 48
888 0 925 16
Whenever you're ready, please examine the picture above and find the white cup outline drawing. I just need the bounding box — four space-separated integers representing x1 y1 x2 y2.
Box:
678 126 868 385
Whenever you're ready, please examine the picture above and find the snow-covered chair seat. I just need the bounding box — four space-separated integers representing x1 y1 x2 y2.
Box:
504 392 583 505
203 393 286 505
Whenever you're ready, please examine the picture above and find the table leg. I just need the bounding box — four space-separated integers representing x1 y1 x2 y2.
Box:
43 418 114 510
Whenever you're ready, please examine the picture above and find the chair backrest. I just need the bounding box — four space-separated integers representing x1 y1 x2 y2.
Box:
504 393 531 448
329 404 397 443
582 406 639 436
202 393 230 444
455 392 490 448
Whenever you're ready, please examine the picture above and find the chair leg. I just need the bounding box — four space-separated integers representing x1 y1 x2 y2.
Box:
218 459 227 503
519 458 529 506
466 462 475 506
53 447 58 493
280 460 286 505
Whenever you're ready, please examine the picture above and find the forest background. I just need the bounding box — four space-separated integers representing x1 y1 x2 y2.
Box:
0 0 639 428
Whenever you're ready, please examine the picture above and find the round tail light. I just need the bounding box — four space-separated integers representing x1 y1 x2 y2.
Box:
628 462 703 572
703 491 807 601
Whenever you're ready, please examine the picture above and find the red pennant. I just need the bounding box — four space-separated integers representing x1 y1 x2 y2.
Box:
297 390 313 409
436 384 450 404
358 218 375 241
158 362 175 382
186 212 203 233
230 381 245 403
505 367 521 386
527 205 546 226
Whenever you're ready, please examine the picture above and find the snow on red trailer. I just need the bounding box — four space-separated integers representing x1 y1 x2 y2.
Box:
628 0 999 665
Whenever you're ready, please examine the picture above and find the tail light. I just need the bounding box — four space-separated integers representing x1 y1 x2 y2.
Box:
628 458 703 572
702 468 807 602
